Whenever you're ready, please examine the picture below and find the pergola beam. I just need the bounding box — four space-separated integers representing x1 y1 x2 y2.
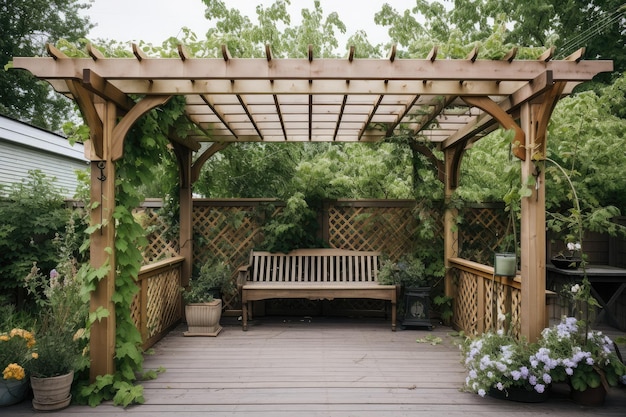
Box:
13 57 612 82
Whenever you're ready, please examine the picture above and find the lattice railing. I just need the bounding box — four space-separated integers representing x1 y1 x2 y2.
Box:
450 257 522 338
133 256 184 348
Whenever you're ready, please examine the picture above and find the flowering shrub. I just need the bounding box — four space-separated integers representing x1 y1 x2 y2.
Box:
0 328 37 381
462 330 555 397
22 264 88 379
537 316 626 391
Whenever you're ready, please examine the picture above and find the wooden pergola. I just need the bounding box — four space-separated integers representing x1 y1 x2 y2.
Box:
13 44 612 380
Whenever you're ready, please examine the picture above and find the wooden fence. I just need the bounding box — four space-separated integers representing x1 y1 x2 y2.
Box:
129 199 625 344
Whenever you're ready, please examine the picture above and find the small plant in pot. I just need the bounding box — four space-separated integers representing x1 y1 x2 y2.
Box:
182 256 234 337
22 263 87 411
26 329 83 411
378 254 432 329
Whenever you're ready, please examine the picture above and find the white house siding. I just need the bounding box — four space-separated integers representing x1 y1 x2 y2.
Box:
0 116 88 198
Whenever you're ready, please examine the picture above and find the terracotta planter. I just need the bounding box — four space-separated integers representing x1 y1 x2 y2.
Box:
30 370 73 411
0 378 28 406
184 299 223 336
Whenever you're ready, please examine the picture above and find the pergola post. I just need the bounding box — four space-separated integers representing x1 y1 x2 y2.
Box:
177 146 194 288
88 99 118 379
519 102 546 342
443 147 459 304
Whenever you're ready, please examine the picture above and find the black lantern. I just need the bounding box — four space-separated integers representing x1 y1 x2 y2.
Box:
401 287 432 330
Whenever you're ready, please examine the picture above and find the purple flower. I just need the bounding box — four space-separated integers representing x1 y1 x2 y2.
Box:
534 384 545 393
520 366 529 378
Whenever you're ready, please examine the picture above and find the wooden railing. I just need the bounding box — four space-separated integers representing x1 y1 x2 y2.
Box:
133 256 184 349
449 257 522 338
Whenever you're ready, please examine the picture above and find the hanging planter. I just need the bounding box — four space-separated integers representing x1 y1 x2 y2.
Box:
494 252 517 277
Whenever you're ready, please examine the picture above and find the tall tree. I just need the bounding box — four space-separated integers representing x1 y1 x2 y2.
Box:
449 0 626 76
1 0 93 131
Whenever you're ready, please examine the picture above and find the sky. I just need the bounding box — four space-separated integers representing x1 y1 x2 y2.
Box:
84 0 419 47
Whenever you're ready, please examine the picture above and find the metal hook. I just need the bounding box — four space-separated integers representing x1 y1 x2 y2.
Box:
96 161 106 182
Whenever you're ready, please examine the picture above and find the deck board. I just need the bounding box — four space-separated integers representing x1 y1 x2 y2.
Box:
2 316 626 416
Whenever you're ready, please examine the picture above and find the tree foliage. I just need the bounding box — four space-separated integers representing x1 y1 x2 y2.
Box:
1 0 93 131
0 171 70 296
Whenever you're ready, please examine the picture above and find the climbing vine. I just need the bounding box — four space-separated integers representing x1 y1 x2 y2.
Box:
75 97 187 407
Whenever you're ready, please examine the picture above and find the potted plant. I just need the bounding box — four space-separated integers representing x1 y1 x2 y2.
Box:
27 329 82 411
21 263 88 410
550 241 582 269
537 315 626 405
182 255 234 337
462 324 554 402
0 326 36 406
378 254 431 329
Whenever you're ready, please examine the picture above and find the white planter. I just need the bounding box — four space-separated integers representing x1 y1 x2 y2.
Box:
184 299 223 336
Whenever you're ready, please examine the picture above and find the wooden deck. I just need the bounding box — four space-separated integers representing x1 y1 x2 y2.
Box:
3 316 626 416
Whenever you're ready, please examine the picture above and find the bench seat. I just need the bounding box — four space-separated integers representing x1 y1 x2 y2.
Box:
238 249 397 331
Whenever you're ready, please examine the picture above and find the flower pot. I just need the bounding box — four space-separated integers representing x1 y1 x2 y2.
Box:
570 383 607 406
550 256 582 269
494 253 516 277
30 370 73 411
0 378 28 406
184 299 223 336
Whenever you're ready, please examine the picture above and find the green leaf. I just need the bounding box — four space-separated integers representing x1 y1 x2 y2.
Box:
89 307 110 323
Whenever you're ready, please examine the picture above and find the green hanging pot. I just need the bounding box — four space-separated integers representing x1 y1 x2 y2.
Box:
494 252 517 277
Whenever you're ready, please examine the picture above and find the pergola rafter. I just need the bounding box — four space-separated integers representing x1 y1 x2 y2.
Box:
11 43 612 381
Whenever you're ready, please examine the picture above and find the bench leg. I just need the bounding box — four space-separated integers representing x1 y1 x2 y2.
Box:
391 300 397 332
242 300 248 331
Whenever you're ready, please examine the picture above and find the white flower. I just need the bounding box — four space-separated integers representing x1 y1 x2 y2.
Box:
571 284 580 294
567 242 581 251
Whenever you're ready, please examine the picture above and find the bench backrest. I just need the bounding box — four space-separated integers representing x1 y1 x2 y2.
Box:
248 249 381 283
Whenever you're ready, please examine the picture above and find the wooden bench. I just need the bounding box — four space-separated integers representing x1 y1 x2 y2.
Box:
237 249 397 331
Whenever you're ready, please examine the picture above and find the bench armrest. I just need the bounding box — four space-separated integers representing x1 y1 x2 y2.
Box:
236 264 250 291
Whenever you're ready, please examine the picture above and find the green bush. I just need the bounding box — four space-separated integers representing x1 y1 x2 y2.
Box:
0 171 69 298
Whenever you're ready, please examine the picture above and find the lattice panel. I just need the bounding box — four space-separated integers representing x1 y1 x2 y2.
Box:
328 206 416 261
454 270 478 336
193 205 264 267
138 208 179 264
130 289 141 329
484 279 494 331
145 268 181 338
510 288 521 338
459 205 509 265
192 204 280 311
